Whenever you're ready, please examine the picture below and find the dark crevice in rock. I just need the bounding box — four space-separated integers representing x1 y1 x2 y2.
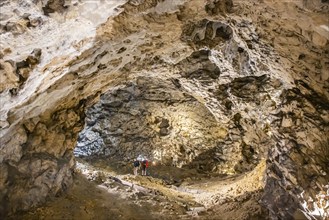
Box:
177 49 221 81
181 19 233 48
295 80 329 110
42 0 68 16
205 0 234 15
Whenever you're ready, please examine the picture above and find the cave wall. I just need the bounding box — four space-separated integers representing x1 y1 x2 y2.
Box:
75 76 229 171
0 0 328 218
0 105 86 215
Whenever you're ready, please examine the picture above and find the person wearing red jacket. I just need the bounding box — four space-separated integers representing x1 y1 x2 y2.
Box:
141 159 149 176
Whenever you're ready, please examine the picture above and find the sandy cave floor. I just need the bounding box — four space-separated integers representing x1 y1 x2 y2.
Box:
9 158 269 220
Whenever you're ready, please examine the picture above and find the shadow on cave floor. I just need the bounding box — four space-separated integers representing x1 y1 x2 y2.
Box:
9 173 156 220
10 158 269 220
8 159 199 220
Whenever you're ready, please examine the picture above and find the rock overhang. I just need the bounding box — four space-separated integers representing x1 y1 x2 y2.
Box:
0 0 328 218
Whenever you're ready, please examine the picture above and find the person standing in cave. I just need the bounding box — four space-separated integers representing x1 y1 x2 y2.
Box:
133 159 140 176
141 159 149 176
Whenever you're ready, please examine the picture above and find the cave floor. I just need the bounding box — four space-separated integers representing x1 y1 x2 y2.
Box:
10 158 268 220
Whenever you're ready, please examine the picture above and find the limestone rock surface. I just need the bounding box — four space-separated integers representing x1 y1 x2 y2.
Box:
0 0 329 219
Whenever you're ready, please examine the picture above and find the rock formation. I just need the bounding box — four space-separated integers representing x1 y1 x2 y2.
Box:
0 0 328 219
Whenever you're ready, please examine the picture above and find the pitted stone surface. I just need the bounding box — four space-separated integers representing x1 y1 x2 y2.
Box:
0 0 328 218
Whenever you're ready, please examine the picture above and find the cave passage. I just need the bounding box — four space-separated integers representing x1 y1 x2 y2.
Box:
67 76 270 219
1 0 329 219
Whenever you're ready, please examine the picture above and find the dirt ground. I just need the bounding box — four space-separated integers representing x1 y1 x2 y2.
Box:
9 158 269 220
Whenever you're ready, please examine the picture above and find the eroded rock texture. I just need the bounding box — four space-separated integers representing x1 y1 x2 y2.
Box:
75 76 228 172
0 0 328 219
